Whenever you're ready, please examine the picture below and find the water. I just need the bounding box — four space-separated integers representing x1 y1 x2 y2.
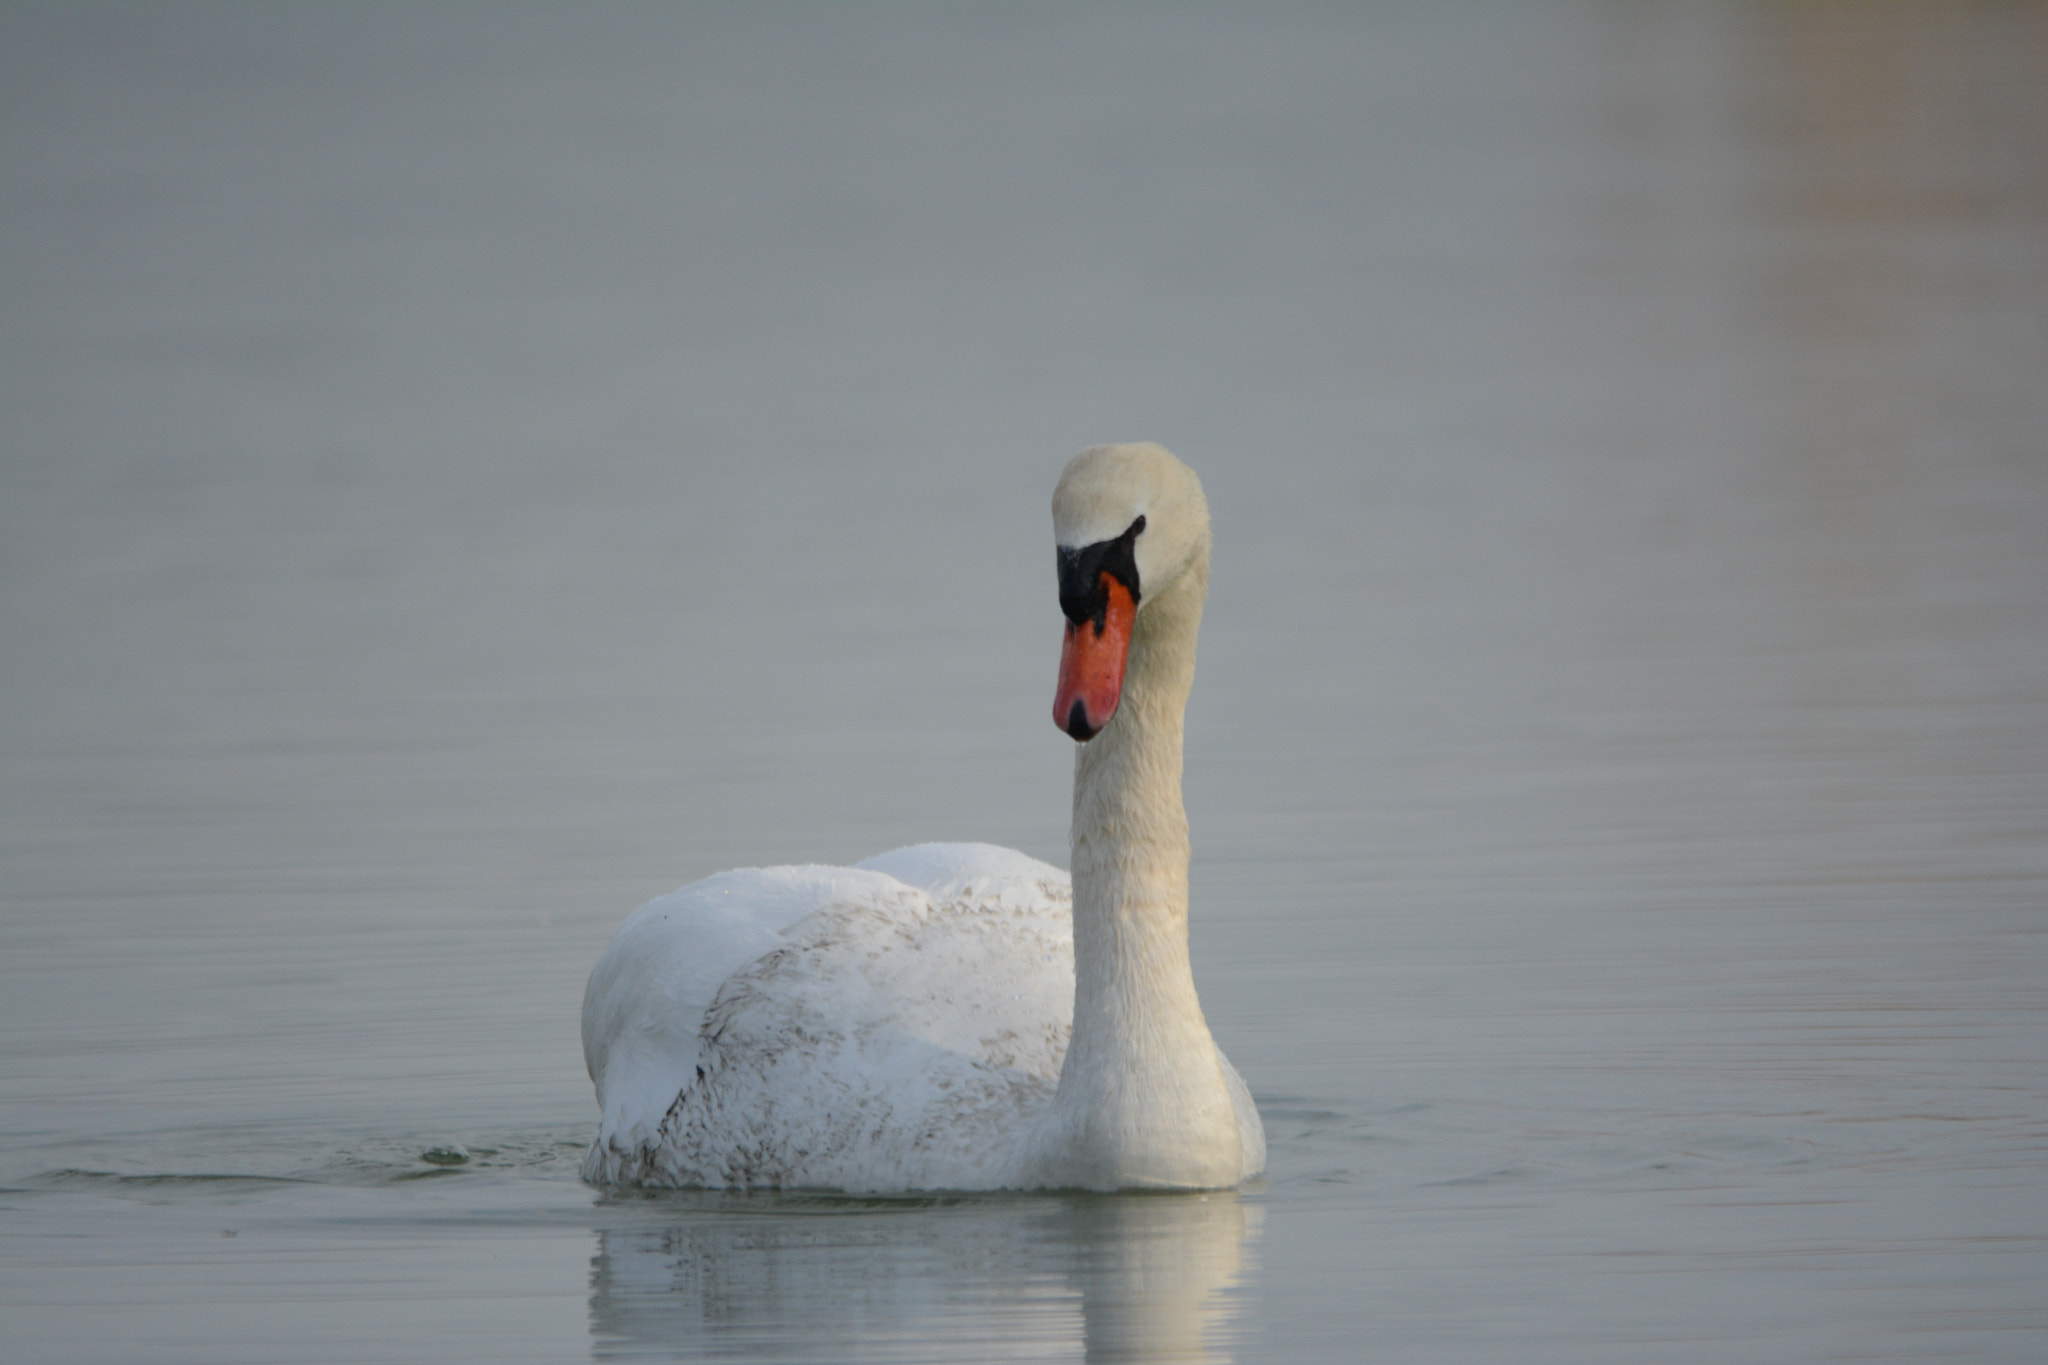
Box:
3 4 2045 1361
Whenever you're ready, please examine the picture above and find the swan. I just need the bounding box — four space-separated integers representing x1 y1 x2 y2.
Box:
579 442 1264 1191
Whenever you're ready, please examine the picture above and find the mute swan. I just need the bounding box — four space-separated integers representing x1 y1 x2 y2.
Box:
580 443 1264 1191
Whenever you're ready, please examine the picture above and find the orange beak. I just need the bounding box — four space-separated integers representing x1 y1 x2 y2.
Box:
1053 573 1136 741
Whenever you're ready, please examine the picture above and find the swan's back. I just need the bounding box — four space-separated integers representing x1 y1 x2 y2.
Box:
580 843 1074 1189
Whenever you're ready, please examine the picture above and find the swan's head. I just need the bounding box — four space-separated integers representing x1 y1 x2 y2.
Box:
1051 443 1210 741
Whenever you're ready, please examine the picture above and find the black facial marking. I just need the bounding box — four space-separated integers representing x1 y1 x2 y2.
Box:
1064 698 1099 741
1056 514 1145 629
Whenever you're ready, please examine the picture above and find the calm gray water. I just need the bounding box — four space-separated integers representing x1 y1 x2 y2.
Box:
3 4 2045 1361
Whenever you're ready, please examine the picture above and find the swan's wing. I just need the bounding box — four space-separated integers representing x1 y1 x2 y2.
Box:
848 843 1075 1076
652 856 1075 1190
581 845 1075 1186
580 863 912 1157
848 842 1074 1075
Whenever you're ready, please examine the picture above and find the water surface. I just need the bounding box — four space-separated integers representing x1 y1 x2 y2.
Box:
3 4 2045 1361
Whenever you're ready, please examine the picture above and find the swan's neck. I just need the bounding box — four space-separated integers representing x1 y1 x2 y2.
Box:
1045 554 1244 1188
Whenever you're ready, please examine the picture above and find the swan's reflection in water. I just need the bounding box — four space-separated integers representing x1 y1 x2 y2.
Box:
588 1188 1261 1363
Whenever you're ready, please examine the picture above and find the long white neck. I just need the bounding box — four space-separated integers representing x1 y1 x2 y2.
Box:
1037 549 1246 1189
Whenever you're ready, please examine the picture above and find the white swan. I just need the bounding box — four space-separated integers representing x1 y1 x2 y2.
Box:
580 443 1264 1191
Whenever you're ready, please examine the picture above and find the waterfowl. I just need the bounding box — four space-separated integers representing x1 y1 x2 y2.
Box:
579 442 1262 1191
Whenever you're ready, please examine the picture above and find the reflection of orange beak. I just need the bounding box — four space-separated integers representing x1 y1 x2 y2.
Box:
1054 573 1136 741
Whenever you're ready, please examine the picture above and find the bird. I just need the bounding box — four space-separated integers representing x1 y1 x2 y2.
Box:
578 442 1264 1192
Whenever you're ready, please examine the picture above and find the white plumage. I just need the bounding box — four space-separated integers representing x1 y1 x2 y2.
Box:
581 844 1079 1189
579 444 1264 1192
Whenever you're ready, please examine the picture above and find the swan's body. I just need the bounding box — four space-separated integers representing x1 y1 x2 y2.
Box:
580 443 1264 1191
